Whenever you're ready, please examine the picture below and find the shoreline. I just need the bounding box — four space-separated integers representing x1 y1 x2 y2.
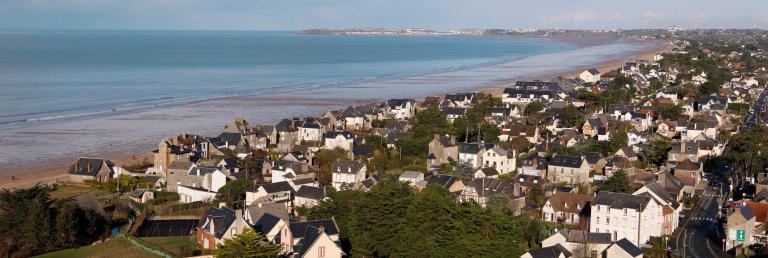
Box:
0 37 670 190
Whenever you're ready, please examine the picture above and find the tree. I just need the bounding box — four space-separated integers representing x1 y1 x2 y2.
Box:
641 137 672 166
215 228 280 258
525 101 545 115
315 148 349 185
216 180 254 207
597 170 631 193
658 104 683 120
558 105 584 128
411 105 450 138
699 81 721 95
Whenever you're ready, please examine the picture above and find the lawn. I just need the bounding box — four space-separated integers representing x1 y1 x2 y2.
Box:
35 237 161 258
138 236 198 257
49 184 94 199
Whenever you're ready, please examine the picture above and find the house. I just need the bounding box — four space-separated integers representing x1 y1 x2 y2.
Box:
597 127 611 141
441 107 466 122
128 189 155 204
474 167 500 178
590 191 663 246
604 156 635 178
697 95 729 111
546 155 590 185
324 131 354 152
276 119 300 152
245 203 289 241
427 134 458 167
399 171 425 186
177 184 218 203
270 160 314 184
177 165 228 193
444 92 476 108
331 160 366 190
278 219 342 258
541 229 611 257
520 244 572 258
502 81 558 104
245 181 296 206
481 146 516 174
197 206 250 249
726 205 756 251
672 159 703 193
615 147 638 162
542 192 593 225
633 182 681 235
518 155 548 177
582 117 607 138
579 68 601 83
458 142 487 168
500 124 539 143
386 98 415 119
295 185 326 208
603 238 644 258
584 152 606 173
668 141 699 162
656 120 677 138
461 178 524 213
67 157 115 183
296 119 324 143
427 175 465 194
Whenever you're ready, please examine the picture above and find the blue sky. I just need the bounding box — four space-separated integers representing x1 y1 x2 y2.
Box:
0 0 766 30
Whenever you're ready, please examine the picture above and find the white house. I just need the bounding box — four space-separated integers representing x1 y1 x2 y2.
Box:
541 229 612 256
331 160 366 190
501 81 558 104
324 131 354 152
387 99 415 119
603 238 644 258
399 171 425 185
589 191 663 247
177 184 218 203
579 68 601 83
481 146 516 175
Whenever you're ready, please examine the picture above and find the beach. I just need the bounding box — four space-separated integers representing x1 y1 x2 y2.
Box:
0 35 669 190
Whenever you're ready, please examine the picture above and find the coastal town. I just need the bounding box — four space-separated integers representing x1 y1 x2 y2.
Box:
3 28 768 258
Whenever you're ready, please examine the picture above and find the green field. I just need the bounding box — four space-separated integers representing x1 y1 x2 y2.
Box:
138 236 199 257
35 237 161 258
49 184 95 199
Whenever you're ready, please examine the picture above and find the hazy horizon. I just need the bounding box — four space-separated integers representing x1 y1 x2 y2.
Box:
0 0 766 31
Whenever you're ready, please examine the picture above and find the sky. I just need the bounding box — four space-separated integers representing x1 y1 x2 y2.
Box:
0 0 766 31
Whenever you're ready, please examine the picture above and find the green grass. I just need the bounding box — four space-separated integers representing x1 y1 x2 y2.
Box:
35 237 161 258
138 236 198 257
50 184 94 199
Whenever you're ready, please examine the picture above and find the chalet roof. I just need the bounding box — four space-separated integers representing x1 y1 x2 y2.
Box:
549 155 584 168
592 191 651 211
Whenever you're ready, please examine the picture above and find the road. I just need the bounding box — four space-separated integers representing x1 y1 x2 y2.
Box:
672 185 731 257
743 88 768 129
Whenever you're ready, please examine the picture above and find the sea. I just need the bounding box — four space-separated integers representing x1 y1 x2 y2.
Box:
0 30 655 173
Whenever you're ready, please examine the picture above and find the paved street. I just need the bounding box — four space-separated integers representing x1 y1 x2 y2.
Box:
672 186 731 257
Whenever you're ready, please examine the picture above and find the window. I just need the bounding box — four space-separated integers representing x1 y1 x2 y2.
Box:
318 246 325 257
606 217 610 225
232 228 238 236
596 217 600 224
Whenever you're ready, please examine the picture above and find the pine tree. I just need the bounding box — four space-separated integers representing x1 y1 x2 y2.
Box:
215 228 280 258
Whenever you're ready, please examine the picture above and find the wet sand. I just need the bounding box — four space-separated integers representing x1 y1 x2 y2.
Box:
0 37 669 190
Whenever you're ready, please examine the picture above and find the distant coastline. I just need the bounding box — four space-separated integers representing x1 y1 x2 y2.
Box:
0 33 666 190
300 28 625 37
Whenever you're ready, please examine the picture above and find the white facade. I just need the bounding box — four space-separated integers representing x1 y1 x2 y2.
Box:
481 147 516 174
177 184 217 203
324 135 353 152
299 127 323 143
331 165 366 190
590 193 663 247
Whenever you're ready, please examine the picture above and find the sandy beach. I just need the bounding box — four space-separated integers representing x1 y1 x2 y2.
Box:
0 36 670 190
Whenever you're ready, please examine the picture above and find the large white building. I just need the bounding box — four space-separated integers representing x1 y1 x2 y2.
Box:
589 191 663 247
324 131 354 152
331 160 367 190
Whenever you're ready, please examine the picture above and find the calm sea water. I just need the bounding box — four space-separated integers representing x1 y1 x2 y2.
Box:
0 31 572 125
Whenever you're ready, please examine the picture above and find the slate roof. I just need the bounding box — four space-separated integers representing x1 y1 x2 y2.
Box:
254 212 283 234
459 142 481 154
387 131 414 145
246 203 290 223
468 178 516 197
549 155 584 168
387 98 414 109
325 131 353 139
675 159 701 171
288 219 339 238
428 175 461 189
587 68 600 75
202 207 237 239
592 191 651 211
614 238 643 257
526 244 572 258
248 181 295 194
68 158 114 176
477 167 499 177
560 229 611 244
441 107 467 116
331 160 365 174
670 141 699 155
296 185 325 200
644 182 680 209
740 205 756 221
583 152 602 165
275 119 297 132
168 160 194 171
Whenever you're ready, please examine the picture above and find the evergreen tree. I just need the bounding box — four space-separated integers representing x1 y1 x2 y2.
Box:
215 228 280 258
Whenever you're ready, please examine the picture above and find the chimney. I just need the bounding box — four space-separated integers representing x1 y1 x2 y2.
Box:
236 209 243 219
513 183 521 197
298 216 308 222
